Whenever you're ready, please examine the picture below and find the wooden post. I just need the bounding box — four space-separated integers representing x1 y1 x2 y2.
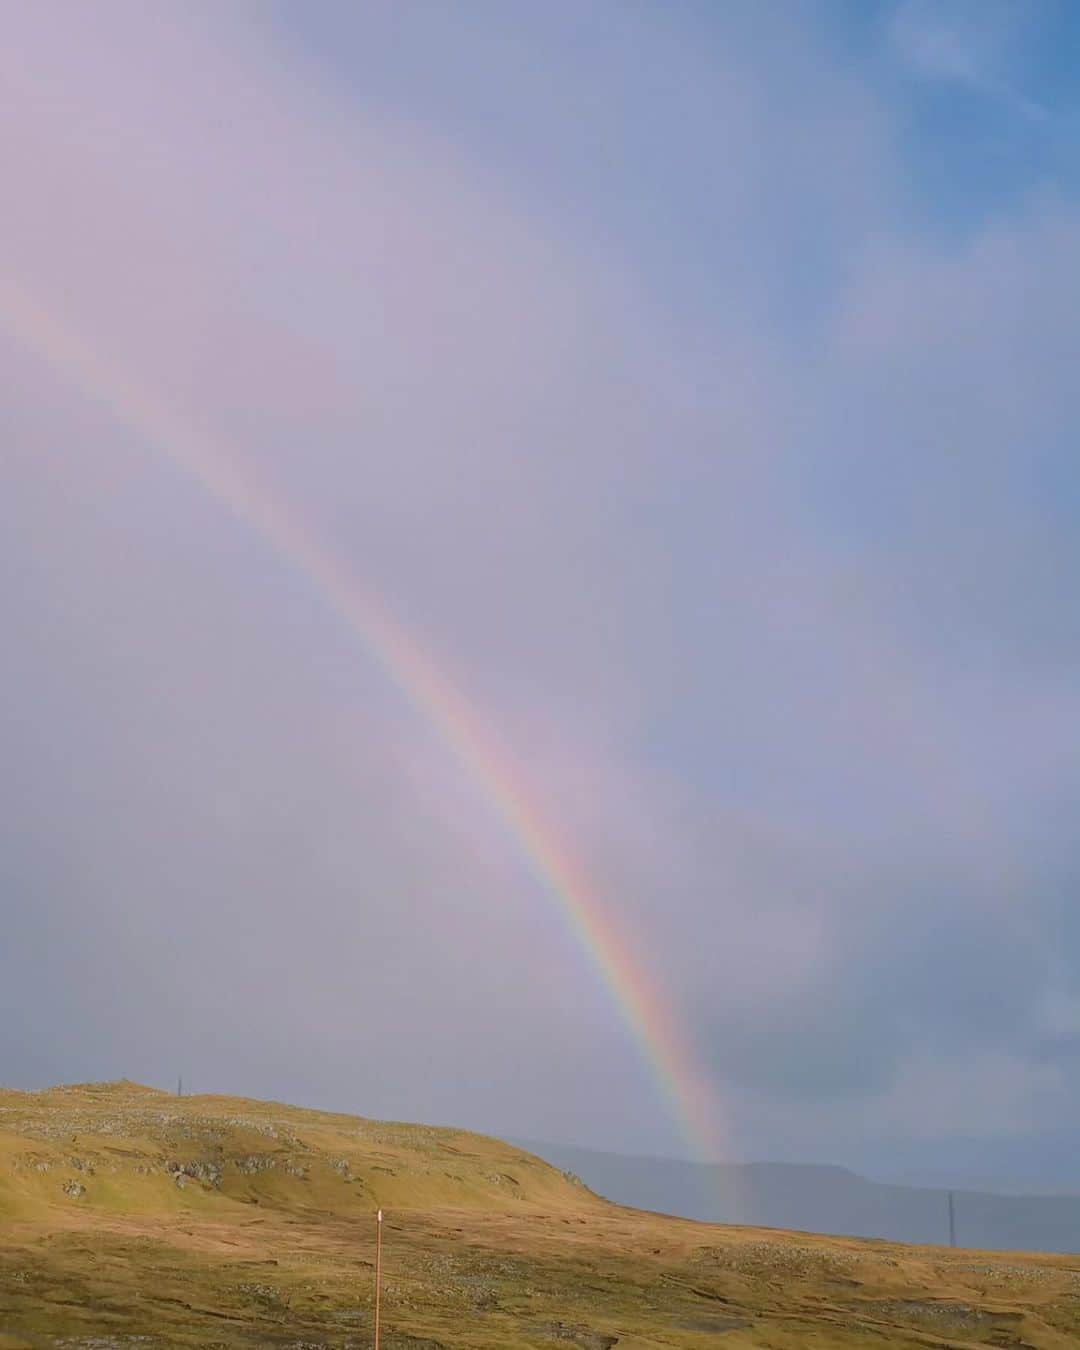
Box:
374 1208 383 1350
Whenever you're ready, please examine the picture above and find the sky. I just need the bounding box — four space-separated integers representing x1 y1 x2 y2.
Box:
3 0 1080 1183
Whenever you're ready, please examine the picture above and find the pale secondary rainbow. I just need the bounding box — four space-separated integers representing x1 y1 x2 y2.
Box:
0 278 723 1164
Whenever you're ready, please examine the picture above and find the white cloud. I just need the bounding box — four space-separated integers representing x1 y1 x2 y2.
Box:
888 0 1049 118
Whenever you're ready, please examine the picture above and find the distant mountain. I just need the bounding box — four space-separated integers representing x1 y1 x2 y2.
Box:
883 1170 1080 1198
517 1139 1080 1253
848 1129 1080 1195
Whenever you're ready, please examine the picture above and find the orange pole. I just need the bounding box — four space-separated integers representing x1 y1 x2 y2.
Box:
374 1208 383 1350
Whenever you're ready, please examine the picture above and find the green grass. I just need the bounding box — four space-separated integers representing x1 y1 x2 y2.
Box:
1 1081 1079 1348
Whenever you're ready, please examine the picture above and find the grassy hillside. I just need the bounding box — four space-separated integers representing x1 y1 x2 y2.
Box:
2 1083 1080 1348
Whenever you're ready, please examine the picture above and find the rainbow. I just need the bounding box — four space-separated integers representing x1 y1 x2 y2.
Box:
0 277 724 1167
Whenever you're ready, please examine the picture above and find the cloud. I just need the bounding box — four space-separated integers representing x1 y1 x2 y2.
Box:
2 0 1079 1170
888 0 1050 119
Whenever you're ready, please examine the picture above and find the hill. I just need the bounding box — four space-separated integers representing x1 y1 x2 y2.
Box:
518 1139 1080 1252
2 1082 1080 1347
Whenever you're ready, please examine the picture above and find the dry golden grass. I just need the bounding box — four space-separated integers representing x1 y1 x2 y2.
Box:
1 1081 1079 1348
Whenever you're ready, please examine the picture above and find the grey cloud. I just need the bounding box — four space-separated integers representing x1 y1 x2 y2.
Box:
2 1 1080 1170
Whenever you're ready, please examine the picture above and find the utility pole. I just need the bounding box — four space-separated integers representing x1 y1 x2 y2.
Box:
374 1208 383 1350
177 1076 183 1097
948 1190 956 1248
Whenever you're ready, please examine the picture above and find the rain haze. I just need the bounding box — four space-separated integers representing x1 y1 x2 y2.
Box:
4 0 1080 1189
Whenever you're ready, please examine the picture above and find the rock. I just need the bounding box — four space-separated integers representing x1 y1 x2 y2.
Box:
186 1159 222 1187
235 1154 277 1176
540 1322 618 1349
165 1158 222 1187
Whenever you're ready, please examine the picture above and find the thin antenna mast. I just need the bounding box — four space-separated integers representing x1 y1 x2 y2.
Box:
374 1208 383 1350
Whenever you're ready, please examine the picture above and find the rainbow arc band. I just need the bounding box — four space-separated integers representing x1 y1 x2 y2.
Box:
0 277 724 1172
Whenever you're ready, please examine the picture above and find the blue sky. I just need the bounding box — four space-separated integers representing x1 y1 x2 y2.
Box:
3 0 1080 1181
277 2 1080 298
